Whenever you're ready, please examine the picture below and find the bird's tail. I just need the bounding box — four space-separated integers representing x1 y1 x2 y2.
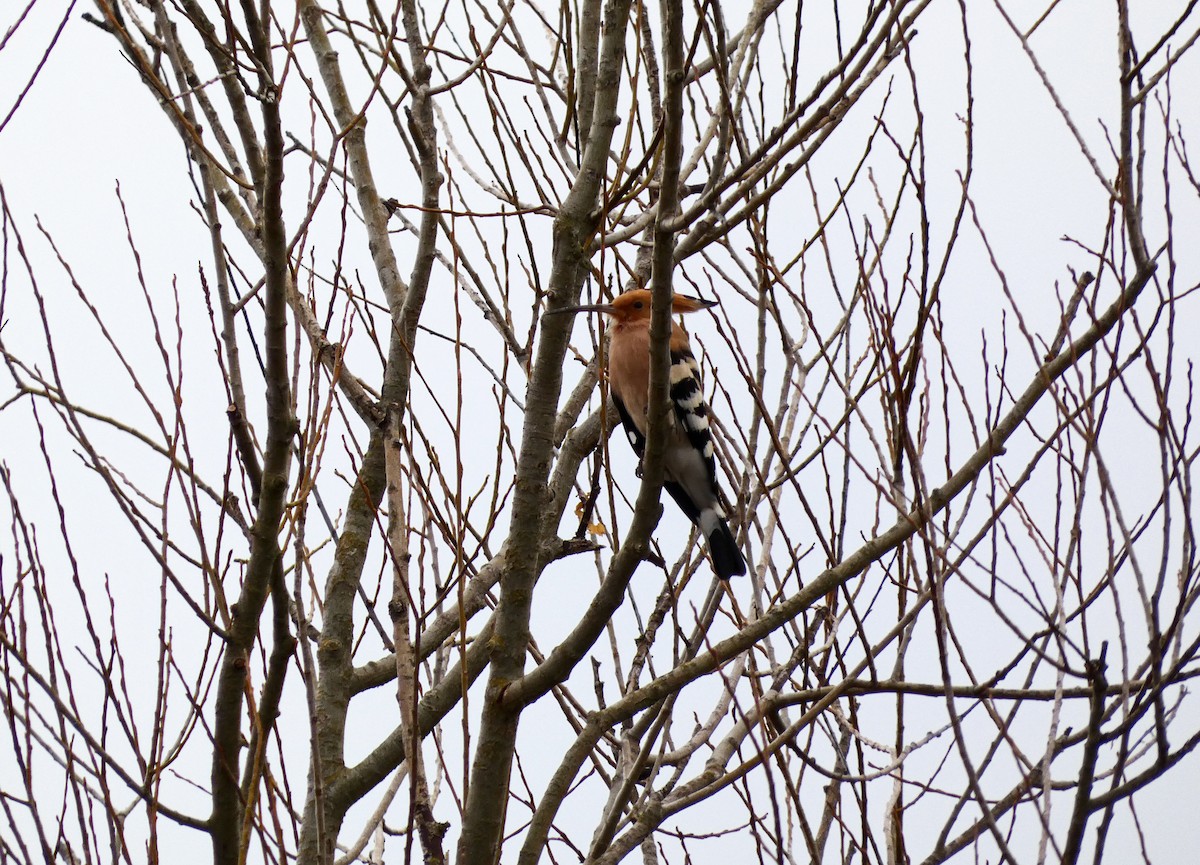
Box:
699 509 746 579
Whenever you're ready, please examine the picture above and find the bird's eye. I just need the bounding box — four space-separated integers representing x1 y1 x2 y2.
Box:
633 300 644 309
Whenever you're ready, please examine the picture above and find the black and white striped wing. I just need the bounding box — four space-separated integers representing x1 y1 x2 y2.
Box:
668 348 718 489
611 395 646 460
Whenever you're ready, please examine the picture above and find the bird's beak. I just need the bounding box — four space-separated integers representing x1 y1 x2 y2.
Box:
544 302 617 316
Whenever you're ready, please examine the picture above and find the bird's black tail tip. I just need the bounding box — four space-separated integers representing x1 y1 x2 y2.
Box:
708 521 746 579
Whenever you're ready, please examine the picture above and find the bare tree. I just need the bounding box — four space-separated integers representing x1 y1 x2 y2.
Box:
2 1 1199 863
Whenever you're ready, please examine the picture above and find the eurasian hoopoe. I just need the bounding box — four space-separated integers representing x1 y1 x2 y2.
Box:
557 289 746 579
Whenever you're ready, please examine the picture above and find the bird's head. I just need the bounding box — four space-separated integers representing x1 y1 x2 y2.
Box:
548 289 718 324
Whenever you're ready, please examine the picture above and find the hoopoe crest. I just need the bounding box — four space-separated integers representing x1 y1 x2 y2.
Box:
556 289 746 579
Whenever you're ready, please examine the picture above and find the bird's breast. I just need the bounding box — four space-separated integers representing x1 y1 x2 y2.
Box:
608 325 652 428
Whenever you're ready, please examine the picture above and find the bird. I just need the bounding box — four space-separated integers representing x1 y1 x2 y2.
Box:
554 288 746 579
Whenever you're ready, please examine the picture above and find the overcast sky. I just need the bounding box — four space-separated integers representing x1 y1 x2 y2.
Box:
3 1 1200 862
